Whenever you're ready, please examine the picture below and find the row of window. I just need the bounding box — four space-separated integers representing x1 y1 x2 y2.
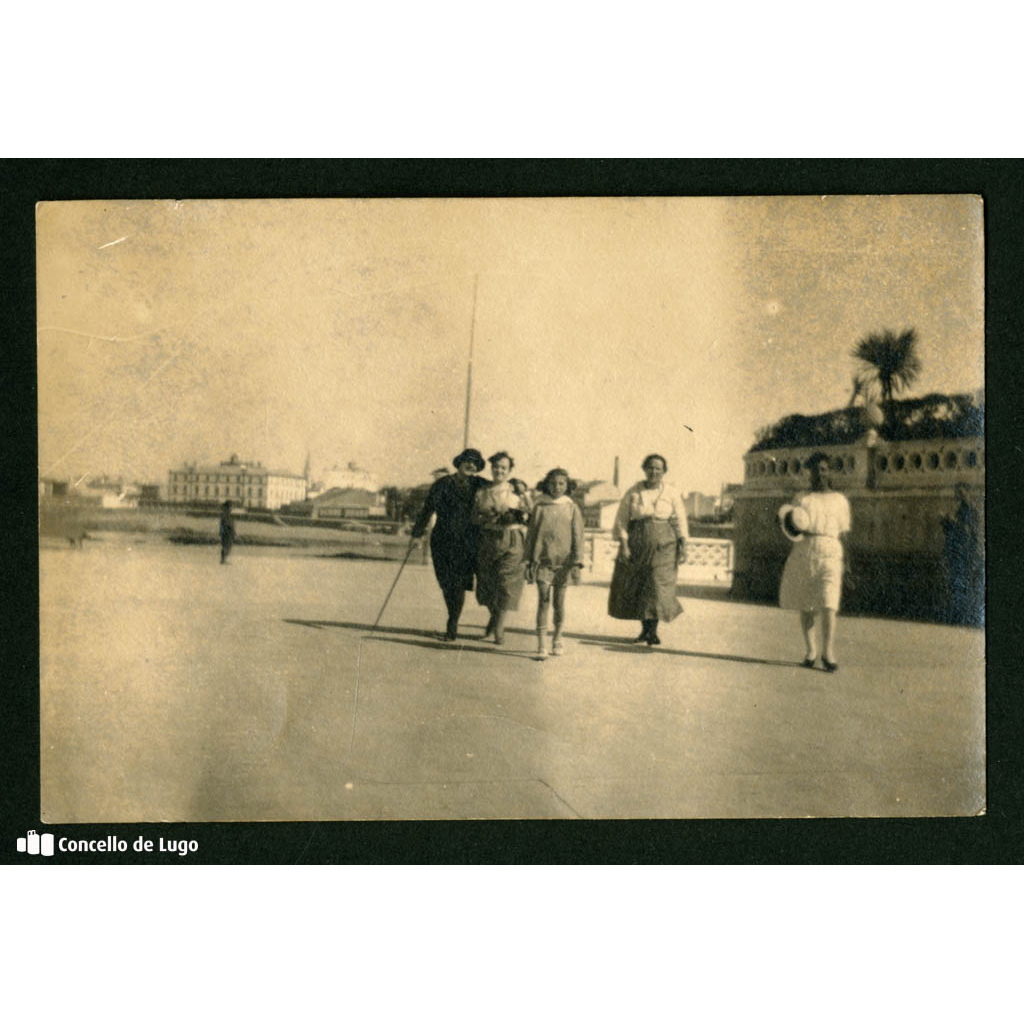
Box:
748 455 857 478
876 449 982 473
169 473 304 485
171 484 265 497
747 448 983 478
169 483 305 493
170 473 254 484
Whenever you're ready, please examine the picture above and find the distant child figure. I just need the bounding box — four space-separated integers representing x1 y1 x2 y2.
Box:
219 500 236 564
524 468 585 660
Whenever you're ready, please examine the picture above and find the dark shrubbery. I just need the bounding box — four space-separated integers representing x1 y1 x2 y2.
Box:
749 392 983 453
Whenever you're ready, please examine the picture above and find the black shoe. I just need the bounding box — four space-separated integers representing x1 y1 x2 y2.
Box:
802 657 817 669
822 658 839 673
646 634 661 646
634 628 651 644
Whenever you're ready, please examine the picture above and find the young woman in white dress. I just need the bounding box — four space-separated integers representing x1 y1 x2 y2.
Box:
778 451 852 671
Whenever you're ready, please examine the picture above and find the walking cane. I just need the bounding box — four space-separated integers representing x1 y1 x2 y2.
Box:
368 537 418 633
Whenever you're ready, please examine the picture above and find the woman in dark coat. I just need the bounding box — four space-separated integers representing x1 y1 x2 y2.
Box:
411 448 487 641
608 453 688 645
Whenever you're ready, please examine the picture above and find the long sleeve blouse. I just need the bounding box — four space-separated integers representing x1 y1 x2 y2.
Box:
612 481 689 543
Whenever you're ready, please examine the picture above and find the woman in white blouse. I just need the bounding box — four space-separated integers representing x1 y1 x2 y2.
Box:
608 454 688 646
778 451 852 671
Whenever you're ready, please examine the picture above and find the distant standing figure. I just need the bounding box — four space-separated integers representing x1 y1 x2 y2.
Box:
942 482 983 625
419 519 432 565
411 449 487 641
219 500 236 564
524 468 585 660
778 451 851 671
608 454 688 646
472 451 532 645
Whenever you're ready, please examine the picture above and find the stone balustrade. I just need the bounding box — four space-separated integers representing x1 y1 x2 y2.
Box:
742 436 984 494
583 531 733 585
733 434 984 621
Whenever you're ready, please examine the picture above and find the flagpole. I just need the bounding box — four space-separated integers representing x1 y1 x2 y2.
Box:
464 275 478 450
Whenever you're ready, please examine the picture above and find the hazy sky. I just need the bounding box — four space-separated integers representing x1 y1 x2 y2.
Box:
37 195 983 495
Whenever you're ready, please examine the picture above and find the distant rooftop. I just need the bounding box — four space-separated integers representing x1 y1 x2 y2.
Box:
176 455 304 479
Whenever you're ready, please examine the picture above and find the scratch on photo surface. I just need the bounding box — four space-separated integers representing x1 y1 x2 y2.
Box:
535 777 582 818
457 713 557 739
42 346 184 476
38 325 166 343
97 236 128 250
349 637 363 755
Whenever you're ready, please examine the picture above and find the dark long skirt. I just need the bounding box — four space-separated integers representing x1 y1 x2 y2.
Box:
430 529 476 594
430 529 477 632
475 528 526 612
608 519 682 622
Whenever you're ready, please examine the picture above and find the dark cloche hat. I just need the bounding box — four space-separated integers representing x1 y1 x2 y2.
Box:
453 448 485 471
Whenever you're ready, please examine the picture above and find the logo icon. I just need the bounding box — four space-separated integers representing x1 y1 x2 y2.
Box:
17 830 55 857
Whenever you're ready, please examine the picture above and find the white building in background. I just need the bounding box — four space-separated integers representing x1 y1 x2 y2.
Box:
319 462 380 494
684 491 718 519
167 454 306 510
309 487 387 520
578 480 621 530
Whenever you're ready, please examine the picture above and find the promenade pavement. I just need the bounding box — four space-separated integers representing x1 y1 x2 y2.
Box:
40 541 985 821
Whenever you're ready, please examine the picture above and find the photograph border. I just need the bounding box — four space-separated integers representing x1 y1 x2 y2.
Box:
4 158 1019 864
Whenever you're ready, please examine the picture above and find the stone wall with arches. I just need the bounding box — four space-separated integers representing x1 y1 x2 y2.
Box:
742 438 984 495
733 436 984 621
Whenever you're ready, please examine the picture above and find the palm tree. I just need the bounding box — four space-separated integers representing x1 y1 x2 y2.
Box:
851 328 922 411
847 373 873 408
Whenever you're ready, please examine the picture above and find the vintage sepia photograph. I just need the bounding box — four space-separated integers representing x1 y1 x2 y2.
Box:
37 194 985 823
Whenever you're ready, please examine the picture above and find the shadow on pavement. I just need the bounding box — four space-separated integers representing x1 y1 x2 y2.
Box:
362 634 539 660
282 619 543 659
282 618 803 667
284 618 440 638
576 637 808 669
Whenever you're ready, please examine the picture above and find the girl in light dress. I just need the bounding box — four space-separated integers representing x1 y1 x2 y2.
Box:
524 468 585 661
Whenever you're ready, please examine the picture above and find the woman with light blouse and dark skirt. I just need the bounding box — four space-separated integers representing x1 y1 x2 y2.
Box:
411 448 487 641
472 451 532 645
608 453 688 646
